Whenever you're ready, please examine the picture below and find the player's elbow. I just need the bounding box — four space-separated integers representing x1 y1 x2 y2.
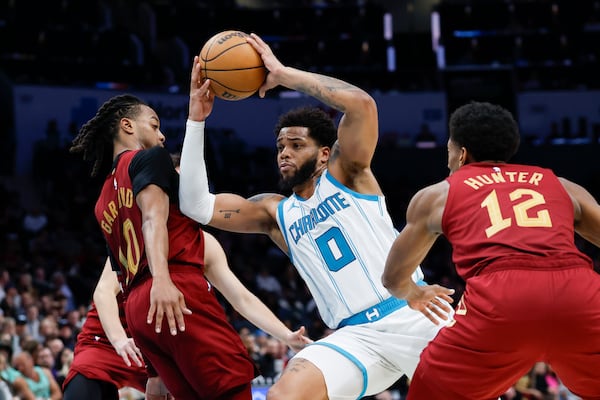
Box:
353 92 377 116
179 196 196 219
381 270 394 292
381 268 404 298
179 193 216 225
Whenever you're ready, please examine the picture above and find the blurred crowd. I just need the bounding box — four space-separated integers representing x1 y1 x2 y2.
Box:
0 116 596 399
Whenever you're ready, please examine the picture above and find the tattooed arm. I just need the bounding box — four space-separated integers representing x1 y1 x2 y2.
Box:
247 33 381 194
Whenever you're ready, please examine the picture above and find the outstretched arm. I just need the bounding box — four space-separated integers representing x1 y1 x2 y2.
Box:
94 257 144 368
202 231 311 353
382 182 455 324
179 59 216 225
247 33 379 191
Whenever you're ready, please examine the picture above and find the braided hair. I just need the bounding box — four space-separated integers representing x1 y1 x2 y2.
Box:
70 94 147 177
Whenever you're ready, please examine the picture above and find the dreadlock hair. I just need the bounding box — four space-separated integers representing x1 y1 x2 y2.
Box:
274 106 337 148
70 94 147 177
449 101 520 162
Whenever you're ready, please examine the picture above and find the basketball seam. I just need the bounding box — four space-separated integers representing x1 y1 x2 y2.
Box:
203 66 266 72
210 79 256 93
201 42 253 63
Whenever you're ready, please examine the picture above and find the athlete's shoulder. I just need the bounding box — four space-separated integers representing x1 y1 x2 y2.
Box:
247 193 287 221
248 192 286 204
131 146 171 166
412 180 448 208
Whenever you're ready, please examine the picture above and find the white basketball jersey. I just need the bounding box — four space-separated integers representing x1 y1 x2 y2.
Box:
276 169 424 328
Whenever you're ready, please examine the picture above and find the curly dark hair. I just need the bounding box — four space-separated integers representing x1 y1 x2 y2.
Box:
70 94 147 177
273 106 337 148
449 101 520 162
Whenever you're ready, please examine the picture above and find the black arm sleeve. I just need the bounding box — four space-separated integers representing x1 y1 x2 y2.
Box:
129 146 179 201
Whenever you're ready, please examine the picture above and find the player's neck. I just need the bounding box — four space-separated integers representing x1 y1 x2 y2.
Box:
293 171 323 199
113 139 142 159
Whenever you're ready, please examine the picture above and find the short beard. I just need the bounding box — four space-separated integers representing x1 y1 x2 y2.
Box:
278 157 318 193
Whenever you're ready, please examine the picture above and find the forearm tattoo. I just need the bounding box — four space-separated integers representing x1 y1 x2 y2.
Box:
218 209 240 219
297 74 361 112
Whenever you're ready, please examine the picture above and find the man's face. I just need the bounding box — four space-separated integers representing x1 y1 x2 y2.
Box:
129 105 165 149
12 353 32 374
447 138 463 175
276 127 321 191
37 348 54 368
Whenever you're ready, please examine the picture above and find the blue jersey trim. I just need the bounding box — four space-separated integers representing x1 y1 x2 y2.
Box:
311 342 368 399
337 280 427 328
277 197 291 262
324 170 380 201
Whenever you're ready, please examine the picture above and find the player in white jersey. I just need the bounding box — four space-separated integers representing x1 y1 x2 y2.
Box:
179 33 455 400
277 169 425 328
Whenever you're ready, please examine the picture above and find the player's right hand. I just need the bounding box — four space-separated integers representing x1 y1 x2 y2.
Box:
147 277 192 335
405 283 455 325
189 56 215 121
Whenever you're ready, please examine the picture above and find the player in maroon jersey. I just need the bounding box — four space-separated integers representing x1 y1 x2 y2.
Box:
382 101 600 399
69 89 309 399
70 92 256 399
63 257 171 400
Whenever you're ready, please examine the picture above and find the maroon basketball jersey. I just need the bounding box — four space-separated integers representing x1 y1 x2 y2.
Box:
95 148 205 291
442 162 592 280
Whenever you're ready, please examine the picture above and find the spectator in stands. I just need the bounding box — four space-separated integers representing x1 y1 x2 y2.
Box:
55 347 73 388
0 350 34 400
45 338 64 362
257 337 287 379
22 205 48 238
50 273 75 313
38 316 59 343
36 346 58 380
24 304 42 342
0 286 20 319
12 349 62 400
255 266 282 296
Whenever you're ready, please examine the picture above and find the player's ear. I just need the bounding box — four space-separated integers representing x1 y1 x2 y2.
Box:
458 146 468 167
120 117 135 135
320 145 331 164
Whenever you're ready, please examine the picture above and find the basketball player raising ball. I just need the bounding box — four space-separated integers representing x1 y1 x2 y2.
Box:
180 32 455 400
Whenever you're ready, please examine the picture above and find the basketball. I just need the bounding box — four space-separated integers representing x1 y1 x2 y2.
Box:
199 30 267 101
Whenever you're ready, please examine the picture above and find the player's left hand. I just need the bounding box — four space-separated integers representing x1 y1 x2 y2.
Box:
285 326 313 353
113 337 144 368
405 283 455 325
246 33 285 98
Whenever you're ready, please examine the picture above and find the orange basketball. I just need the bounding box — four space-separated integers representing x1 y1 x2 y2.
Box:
199 30 267 101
